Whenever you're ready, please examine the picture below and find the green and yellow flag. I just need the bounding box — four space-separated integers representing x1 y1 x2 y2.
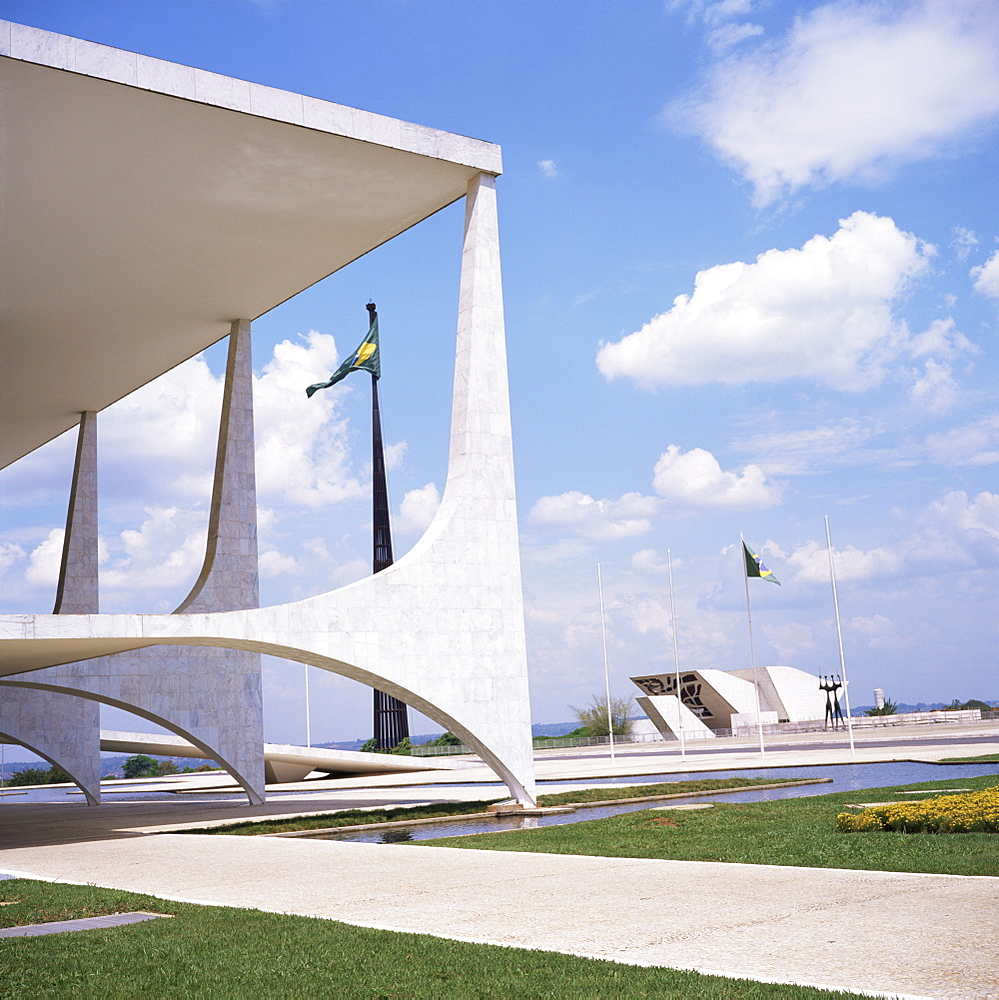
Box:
306 314 380 397
743 541 780 585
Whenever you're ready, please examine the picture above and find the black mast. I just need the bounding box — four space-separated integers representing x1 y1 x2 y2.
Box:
368 302 410 749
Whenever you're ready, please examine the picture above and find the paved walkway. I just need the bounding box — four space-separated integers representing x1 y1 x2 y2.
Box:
2 833 995 998
3 724 997 998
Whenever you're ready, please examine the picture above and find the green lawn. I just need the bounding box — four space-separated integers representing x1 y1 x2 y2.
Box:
938 753 999 763
0 879 862 999
423 773 999 876
189 799 501 836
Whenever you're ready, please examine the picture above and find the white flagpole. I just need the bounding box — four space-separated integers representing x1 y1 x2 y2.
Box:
667 548 686 759
741 534 766 757
304 664 312 748
824 515 855 756
597 562 615 761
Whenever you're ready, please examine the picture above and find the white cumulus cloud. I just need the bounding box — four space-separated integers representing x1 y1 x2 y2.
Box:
395 483 442 534
597 212 933 391
918 490 999 566
259 549 300 578
971 250 999 299
787 538 900 584
529 490 658 541
254 331 366 507
24 529 65 587
669 1 999 205
528 443 782 540
653 445 782 509
787 490 999 587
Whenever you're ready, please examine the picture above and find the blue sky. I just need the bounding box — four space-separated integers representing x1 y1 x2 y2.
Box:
2 0 998 746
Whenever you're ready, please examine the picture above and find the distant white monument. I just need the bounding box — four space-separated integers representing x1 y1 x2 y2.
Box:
631 666 831 739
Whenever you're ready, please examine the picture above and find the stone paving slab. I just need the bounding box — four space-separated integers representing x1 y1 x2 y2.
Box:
2 834 995 998
0 911 169 937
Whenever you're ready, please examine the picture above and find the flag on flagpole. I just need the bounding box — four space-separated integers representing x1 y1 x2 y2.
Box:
305 313 381 397
743 541 780 585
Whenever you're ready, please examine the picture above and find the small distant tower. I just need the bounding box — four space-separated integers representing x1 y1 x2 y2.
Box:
874 687 885 711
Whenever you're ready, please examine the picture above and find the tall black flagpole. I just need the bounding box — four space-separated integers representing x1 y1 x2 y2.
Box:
368 302 410 749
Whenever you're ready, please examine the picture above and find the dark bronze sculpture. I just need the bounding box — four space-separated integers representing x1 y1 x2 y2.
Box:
820 674 844 730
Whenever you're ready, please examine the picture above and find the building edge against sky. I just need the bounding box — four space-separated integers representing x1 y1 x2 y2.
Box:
0 21 537 805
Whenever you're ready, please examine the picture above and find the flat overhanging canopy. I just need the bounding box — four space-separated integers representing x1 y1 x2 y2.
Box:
0 21 501 470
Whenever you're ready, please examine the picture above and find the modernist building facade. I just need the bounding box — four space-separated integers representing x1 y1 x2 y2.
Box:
632 666 831 738
0 22 537 806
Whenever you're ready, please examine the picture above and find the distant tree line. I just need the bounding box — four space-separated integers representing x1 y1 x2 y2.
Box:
3 755 217 786
359 732 463 755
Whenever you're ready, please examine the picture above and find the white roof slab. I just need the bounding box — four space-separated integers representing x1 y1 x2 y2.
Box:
0 21 501 470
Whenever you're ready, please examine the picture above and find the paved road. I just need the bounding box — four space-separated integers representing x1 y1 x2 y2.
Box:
2 833 995 999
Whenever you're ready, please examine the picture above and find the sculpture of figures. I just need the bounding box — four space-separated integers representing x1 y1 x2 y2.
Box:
819 674 845 730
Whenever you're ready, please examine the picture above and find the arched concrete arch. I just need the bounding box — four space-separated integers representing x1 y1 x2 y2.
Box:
0 685 101 805
0 728 98 806
0 672 262 803
7 630 532 803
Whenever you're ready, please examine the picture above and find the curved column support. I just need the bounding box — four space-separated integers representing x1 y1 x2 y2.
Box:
0 411 102 804
1 322 264 806
1 649 262 804
0 685 101 805
0 172 535 805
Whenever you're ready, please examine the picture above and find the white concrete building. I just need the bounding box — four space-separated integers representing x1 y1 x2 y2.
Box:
0 22 537 806
632 667 832 739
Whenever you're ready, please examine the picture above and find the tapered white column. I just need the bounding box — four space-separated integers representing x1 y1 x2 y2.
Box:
0 412 102 803
54 410 99 614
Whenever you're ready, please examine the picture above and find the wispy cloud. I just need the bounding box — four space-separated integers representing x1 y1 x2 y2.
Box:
537 159 559 178
669 1 999 205
925 416 999 466
731 419 878 476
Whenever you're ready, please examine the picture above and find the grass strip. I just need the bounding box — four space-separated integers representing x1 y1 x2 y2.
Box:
185 799 500 836
938 753 999 763
0 879 863 999
423 774 999 877
536 777 824 807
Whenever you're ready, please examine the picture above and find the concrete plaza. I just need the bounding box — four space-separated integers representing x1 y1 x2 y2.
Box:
2 722 998 998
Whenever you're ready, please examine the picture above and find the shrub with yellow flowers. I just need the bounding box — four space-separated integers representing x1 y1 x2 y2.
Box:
837 786 999 834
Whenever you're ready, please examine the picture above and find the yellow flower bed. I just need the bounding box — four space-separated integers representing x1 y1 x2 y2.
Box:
837 786 999 834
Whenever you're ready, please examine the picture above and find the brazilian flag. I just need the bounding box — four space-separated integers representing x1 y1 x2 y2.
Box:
743 541 780 585
306 314 380 397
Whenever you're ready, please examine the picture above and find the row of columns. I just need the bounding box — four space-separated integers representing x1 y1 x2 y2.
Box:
0 172 538 807
0 321 265 804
